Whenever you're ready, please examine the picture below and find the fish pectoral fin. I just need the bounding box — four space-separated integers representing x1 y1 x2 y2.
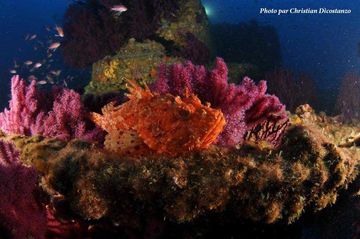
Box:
89 112 106 128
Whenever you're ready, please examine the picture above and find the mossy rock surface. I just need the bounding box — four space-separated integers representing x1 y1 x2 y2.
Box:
156 0 211 48
85 39 181 95
2 115 359 225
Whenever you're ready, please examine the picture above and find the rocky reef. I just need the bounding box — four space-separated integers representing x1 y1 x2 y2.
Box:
63 0 210 97
80 0 211 96
156 0 209 47
85 39 181 95
0 60 359 238
0 106 358 232
62 0 182 68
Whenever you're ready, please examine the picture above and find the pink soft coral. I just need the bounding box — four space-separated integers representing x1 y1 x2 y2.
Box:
0 75 46 135
42 87 104 142
151 58 288 146
0 75 103 142
0 140 47 239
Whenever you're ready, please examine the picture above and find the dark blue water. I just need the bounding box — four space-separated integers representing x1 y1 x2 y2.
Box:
0 0 69 78
0 0 359 110
0 0 85 108
203 0 360 90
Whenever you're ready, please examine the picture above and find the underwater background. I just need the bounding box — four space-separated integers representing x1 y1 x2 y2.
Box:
0 0 360 113
0 0 359 238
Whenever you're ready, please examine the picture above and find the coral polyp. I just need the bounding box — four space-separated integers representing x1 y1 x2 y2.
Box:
90 80 226 156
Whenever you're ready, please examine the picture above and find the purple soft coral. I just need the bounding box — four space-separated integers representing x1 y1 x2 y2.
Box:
151 58 288 146
42 88 103 141
0 140 47 239
0 75 103 142
0 75 47 135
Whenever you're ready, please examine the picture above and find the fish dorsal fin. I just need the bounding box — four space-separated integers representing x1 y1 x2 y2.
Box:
182 87 202 106
126 80 153 100
102 101 116 114
89 101 118 131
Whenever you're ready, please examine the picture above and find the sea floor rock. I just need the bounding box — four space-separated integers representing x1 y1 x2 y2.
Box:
2 114 359 227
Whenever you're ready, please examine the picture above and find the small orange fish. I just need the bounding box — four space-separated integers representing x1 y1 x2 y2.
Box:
55 25 64 37
48 42 61 50
50 70 61 76
111 4 127 13
110 4 128 18
36 80 47 85
34 63 42 68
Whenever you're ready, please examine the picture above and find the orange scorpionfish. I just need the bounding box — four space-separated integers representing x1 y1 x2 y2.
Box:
90 81 226 156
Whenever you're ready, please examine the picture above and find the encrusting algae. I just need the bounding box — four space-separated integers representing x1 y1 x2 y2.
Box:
102 60 120 82
86 39 181 95
1 114 358 225
90 80 226 156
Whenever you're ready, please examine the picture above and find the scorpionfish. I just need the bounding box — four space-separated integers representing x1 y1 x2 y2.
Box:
90 80 226 156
